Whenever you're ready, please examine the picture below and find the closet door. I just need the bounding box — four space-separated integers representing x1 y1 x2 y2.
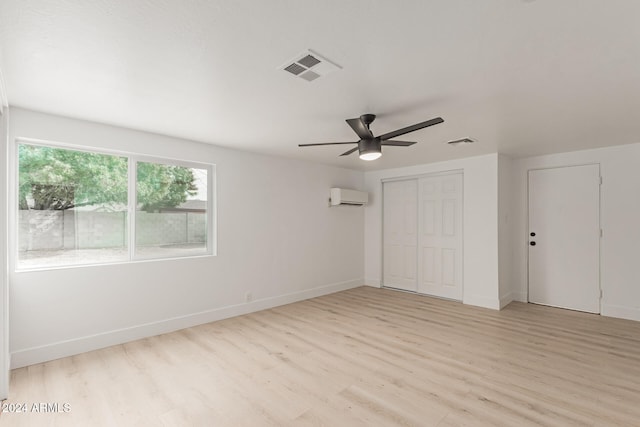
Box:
418 174 463 300
383 179 418 292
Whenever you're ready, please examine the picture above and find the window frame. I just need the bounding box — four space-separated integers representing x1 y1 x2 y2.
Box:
13 137 216 271
131 154 215 262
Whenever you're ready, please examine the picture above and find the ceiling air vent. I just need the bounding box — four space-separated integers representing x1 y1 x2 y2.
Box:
281 49 342 82
299 70 320 82
284 63 306 76
298 54 321 68
447 137 476 145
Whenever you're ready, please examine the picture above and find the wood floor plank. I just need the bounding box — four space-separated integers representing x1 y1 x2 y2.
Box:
3 286 640 426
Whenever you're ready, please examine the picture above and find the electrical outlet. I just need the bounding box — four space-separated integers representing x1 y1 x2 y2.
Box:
244 292 253 303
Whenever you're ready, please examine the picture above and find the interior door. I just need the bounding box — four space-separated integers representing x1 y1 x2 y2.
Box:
418 174 463 300
528 165 600 313
383 180 417 291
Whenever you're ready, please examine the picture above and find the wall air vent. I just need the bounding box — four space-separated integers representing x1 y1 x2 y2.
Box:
281 49 342 82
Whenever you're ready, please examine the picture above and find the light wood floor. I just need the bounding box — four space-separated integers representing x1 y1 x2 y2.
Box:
3 286 640 426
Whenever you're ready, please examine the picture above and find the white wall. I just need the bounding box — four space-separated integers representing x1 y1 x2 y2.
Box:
364 154 501 310
8 108 366 367
0 107 8 398
498 154 514 308
511 143 640 321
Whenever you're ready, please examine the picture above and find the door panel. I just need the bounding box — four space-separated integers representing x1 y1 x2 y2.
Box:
442 199 456 236
418 174 463 300
528 165 600 313
442 248 455 286
383 180 418 291
423 200 436 235
423 247 436 283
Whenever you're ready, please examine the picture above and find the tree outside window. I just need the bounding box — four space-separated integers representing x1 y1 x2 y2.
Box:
18 143 211 269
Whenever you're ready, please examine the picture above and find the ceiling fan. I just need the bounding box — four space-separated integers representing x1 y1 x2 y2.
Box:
298 114 444 161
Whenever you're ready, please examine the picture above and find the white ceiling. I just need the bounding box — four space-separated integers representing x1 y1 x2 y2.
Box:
1 0 640 171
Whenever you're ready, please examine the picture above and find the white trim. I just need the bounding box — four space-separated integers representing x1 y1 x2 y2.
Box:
381 169 464 183
10 279 364 368
499 291 514 309
380 179 385 287
512 291 528 302
208 163 217 256
0 109 8 399
0 66 7 112
12 253 215 273
601 304 640 322
13 138 217 271
463 293 500 310
130 157 215 262
128 152 137 260
15 136 213 169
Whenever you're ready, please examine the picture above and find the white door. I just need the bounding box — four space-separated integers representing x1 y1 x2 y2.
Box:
418 174 463 300
528 165 600 313
383 180 417 291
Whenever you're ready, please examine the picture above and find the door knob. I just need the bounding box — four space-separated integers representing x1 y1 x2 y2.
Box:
530 241 536 246
530 232 536 237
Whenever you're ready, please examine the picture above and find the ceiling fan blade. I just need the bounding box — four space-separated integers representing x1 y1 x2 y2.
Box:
298 142 358 147
340 146 359 156
381 140 416 147
346 118 373 140
379 117 444 141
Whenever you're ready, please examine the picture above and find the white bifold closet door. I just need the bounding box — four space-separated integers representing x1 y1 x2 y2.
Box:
383 179 418 292
383 173 463 300
417 174 463 300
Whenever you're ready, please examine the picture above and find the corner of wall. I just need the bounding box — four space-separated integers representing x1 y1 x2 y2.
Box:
497 154 515 309
0 105 8 399
463 294 501 311
0 62 7 113
601 304 640 322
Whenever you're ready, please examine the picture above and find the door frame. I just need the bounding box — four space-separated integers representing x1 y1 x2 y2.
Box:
0 103 8 399
381 170 464 299
526 163 602 311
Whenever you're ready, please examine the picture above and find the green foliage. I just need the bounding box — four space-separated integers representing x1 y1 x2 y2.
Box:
137 162 198 212
19 145 198 211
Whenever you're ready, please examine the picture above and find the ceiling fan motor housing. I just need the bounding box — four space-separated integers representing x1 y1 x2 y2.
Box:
360 114 376 127
359 137 382 156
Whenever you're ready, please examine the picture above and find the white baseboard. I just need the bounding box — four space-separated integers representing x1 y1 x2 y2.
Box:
601 303 640 322
499 292 514 309
363 279 381 288
512 291 528 302
463 294 500 310
11 278 364 369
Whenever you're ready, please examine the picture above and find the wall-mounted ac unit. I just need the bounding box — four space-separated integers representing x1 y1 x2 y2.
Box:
330 188 368 206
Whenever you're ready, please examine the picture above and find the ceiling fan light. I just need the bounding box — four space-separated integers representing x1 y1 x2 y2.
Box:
359 138 382 161
360 152 382 161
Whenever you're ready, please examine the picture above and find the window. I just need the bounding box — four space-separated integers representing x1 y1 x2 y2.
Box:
135 160 209 259
17 141 214 269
